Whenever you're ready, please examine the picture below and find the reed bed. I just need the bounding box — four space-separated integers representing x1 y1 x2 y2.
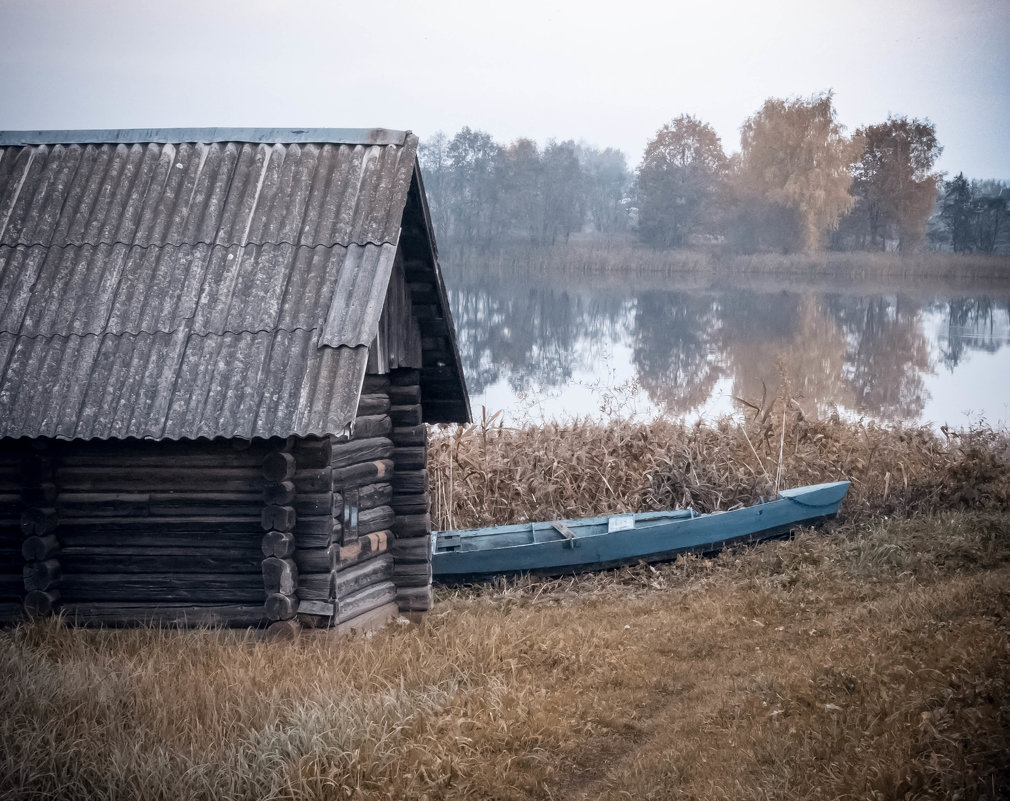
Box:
429 403 1010 531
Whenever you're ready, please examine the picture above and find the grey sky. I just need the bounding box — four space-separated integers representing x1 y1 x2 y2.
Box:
1 0 1007 178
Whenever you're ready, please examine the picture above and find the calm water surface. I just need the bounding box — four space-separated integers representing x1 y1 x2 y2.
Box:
444 270 1010 429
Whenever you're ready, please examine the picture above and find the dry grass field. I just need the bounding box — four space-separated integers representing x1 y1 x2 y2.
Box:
2 415 1009 800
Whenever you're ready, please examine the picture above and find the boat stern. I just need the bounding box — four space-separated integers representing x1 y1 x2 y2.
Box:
779 481 850 510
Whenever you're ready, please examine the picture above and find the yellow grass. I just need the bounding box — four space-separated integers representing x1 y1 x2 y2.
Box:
2 510 1008 800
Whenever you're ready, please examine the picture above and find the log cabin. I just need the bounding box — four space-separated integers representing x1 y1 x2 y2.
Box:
0 128 470 634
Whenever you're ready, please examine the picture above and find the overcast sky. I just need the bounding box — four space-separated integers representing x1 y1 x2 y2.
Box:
1 0 1007 179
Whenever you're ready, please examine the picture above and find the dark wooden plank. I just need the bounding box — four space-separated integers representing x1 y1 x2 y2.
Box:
291 437 332 469
391 425 426 446
293 546 336 573
362 375 390 394
261 530 296 558
293 467 332 494
389 405 422 426
54 468 264 493
358 482 392 511
389 385 421 405
262 452 296 482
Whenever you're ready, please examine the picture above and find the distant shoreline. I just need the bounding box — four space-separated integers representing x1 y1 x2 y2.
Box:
440 239 1010 285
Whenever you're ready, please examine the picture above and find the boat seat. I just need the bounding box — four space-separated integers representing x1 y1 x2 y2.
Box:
551 521 577 549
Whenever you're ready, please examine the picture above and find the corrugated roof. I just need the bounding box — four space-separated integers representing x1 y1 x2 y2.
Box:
0 128 466 441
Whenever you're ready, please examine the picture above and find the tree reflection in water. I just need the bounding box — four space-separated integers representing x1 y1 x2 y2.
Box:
444 269 1010 424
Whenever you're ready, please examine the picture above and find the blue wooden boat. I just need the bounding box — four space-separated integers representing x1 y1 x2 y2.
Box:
431 481 850 581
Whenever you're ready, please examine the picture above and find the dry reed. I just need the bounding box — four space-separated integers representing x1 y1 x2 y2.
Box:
428 400 1010 532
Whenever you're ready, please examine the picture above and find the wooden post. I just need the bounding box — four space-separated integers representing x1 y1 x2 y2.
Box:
21 443 61 618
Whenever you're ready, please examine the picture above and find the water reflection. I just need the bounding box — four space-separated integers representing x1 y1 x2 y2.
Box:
444 270 1010 427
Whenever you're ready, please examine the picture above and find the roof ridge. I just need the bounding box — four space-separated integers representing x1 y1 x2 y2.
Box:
0 128 410 146
0 238 398 251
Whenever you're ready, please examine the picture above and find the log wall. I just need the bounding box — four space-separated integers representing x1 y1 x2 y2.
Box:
0 448 24 624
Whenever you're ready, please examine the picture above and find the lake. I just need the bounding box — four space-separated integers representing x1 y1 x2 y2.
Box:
442 267 1010 429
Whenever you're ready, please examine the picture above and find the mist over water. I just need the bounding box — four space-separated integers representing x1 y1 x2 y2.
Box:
444 269 1010 429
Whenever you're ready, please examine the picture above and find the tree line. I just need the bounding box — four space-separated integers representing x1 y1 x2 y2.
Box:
419 93 1009 255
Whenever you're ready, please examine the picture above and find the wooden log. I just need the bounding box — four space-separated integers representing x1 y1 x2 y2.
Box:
389 405 423 426
24 562 64 592
293 546 336 573
359 505 394 537
54 468 264 493
0 574 25 597
262 452 296 482
56 516 261 535
59 448 269 469
336 581 397 624
389 386 421 407
337 530 389 568
59 550 262 574
264 593 298 621
261 530 296 558
392 470 428 495
330 438 394 469
22 534 60 561
390 535 431 562
262 557 298 595
391 494 428 515
58 493 149 517
393 561 432 587
356 393 391 417
21 454 53 482
352 415 392 440
393 446 426 470
393 513 430 538
390 369 421 386
335 554 393 599
0 493 21 518
20 507 58 535
391 425 426 446
21 484 57 506
298 572 336 602
261 505 296 532
148 494 262 517
362 375 390 394
24 589 59 617
58 574 265 604
358 482 392 511
331 459 393 489
294 517 339 549
262 481 296 505
61 602 265 629
291 437 331 469
293 467 332 494
0 602 24 623
291 493 335 517
396 585 432 612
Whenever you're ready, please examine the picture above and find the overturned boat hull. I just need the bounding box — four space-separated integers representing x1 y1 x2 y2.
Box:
431 481 850 581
